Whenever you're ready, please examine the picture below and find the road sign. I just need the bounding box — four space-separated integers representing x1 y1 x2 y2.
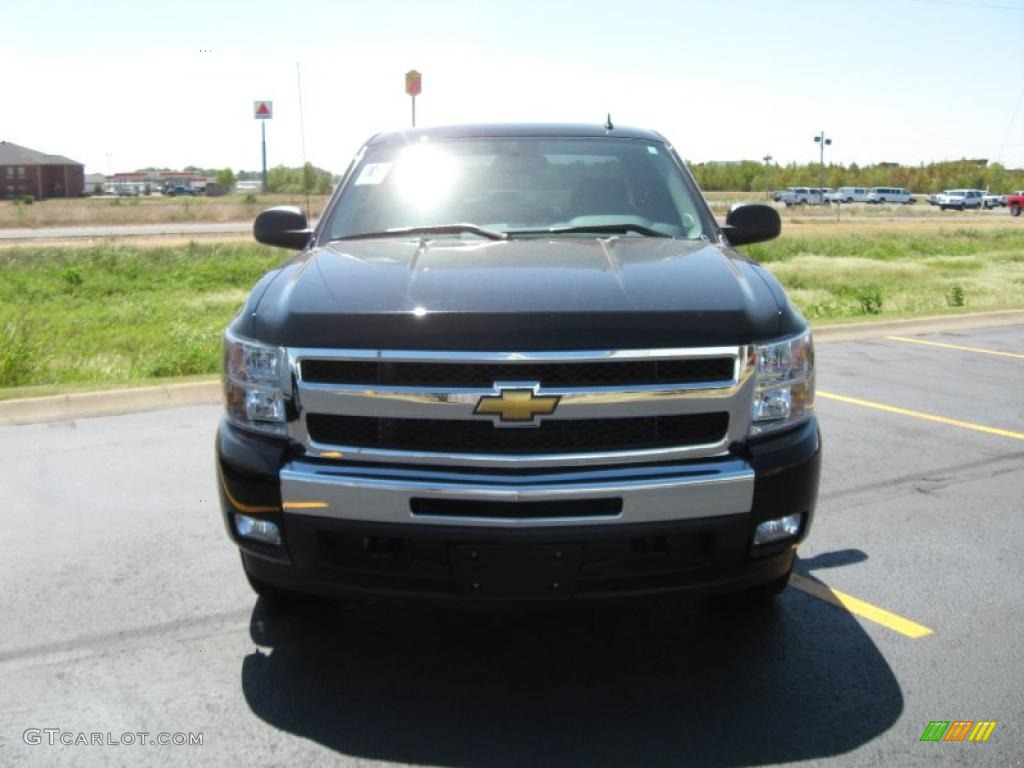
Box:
253 101 273 119
405 71 422 97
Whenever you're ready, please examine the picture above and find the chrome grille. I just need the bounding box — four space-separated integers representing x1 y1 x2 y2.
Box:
288 346 755 468
301 357 735 388
306 413 730 454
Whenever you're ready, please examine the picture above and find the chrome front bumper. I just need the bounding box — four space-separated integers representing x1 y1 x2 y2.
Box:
279 458 755 529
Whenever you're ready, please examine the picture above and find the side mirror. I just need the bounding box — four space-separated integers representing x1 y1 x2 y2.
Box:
253 206 312 250
722 202 781 246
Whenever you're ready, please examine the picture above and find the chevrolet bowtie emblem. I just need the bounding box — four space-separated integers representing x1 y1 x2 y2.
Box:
474 387 560 425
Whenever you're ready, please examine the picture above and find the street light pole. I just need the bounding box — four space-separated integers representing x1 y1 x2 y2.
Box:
763 153 773 199
813 131 831 203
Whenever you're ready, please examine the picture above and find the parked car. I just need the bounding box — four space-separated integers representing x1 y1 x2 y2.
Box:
220 122 821 606
982 193 1005 209
936 189 985 210
778 186 823 205
1006 191 1024 216
865 187 915 204
825 186 869 204
165 185 197 196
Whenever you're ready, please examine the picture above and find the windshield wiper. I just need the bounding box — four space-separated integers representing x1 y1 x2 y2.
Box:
506 223 672 238
330 224 507 242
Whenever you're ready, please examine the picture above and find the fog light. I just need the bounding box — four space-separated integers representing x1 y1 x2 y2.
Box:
234 514 282 546
753 513 803 546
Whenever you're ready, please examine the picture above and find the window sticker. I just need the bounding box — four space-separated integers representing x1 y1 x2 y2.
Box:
647 146 659 155
354 163 392 186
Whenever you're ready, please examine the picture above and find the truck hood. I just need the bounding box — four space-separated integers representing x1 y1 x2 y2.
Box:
248 237 803 350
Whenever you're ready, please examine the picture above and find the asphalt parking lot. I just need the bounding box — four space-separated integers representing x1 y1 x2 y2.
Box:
1 323 1021 767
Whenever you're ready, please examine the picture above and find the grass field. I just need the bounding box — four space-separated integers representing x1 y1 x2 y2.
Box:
1 222 1023 394
0 193 329 229
0 242 282 390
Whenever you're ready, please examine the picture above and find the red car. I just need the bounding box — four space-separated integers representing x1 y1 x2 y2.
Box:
1006 191 1023 217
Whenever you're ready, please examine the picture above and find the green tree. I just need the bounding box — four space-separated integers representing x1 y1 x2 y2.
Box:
215 168 235 188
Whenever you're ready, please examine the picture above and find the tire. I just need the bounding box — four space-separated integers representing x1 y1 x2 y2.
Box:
736 567 793 602
1011 203 1021 217
940 205 947 211
241 553 309 607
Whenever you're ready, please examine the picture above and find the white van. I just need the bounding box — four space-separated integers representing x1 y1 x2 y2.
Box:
865 187 916 204
825 187 869 203
778 187 824 205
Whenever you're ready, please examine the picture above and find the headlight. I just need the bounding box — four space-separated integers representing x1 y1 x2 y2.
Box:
223 330 289 435
749 329 814 437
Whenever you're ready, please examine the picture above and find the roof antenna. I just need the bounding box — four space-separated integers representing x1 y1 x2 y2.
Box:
604 113 614 131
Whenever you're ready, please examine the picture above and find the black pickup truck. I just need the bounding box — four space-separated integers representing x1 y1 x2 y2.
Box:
217 123 821 603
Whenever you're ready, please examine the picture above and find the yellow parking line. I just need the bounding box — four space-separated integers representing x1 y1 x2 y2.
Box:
818 391 1024 441
885 335 1024 360
790 574 933 639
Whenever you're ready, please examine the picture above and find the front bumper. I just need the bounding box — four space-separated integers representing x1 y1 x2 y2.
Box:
217 417 821 601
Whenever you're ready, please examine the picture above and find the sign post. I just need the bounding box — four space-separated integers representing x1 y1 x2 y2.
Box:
404 70 421 127
254 101 273 193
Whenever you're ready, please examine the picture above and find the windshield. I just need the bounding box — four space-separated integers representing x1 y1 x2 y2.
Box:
322 137 708 241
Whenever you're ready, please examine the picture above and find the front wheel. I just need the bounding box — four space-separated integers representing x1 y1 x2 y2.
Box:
737 568 793 601
242 557 297 603
1011 203 1021 217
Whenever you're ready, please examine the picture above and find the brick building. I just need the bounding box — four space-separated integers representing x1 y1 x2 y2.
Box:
0 141 85 200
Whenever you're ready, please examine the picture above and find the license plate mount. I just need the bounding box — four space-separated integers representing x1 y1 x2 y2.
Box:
450 544 582 598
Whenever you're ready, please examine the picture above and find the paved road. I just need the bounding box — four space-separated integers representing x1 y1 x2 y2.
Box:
0 222 250 240
1 326 1022 767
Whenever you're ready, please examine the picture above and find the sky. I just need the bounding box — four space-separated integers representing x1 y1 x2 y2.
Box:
3 0 1023 175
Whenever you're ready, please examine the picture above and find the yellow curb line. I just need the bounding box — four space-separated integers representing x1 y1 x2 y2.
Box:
790 574 933 639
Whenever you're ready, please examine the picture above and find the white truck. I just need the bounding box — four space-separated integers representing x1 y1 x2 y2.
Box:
982 192 1006 209
777 187 823 206
936 189 985 210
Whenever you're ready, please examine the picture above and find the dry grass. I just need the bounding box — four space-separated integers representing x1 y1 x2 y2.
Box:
0 233 252 251
0 193 329 229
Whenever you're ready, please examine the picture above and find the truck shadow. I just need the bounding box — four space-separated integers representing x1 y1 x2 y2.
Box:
241 553 900 767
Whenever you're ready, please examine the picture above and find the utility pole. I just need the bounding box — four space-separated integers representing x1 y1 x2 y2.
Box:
253 100 273 194
813 131 831 203
405 70 422 128
763 154 773 199
261 121 268 194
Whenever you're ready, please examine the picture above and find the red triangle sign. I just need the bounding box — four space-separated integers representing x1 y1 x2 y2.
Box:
256 103 269 115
